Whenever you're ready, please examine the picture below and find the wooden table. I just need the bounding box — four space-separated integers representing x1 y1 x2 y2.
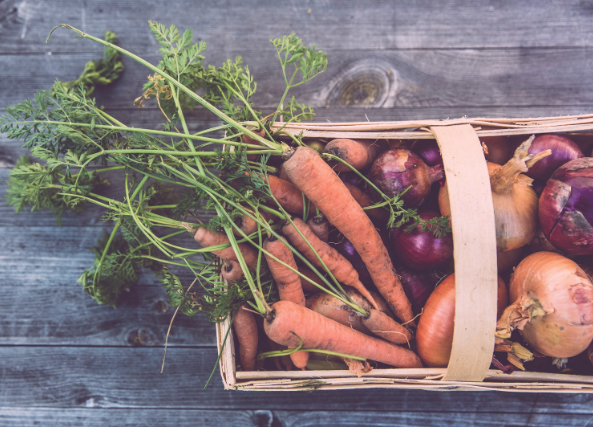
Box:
2 1 593 425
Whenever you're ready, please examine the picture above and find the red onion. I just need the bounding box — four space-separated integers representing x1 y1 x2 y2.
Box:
368 148 444 208
391 211 453 270
526 134 584 182
395 262 444 315
539 158 593 255
411 140 443 167
338 171 364 188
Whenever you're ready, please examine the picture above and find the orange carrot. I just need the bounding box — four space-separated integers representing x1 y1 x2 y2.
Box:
344 182 389 222
282 218 379 310
306 291 371 335
279 163 290 181
267 175 306 215
264 300 423 368
361 309 412 345
263 236 306 307
283 146 414 323
233 303 259 371
263 236 308 369
307 215 329 242
189 226 258 269
232 213 258 237
325 138 381 171
221 259 244 282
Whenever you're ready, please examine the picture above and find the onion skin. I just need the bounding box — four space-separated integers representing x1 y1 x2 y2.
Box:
526 134 584 182
391 211 453 270
497 247 525 273
496 252 593 358
481 136 518 165
439 137 546 253
539 158 593 256
369 148 444 208
416 274 508 367
412 140 443 167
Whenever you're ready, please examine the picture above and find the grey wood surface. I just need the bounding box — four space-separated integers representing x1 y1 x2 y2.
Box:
2 1 593 425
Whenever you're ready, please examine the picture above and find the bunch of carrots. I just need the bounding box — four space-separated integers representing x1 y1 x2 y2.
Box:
2 22 462 377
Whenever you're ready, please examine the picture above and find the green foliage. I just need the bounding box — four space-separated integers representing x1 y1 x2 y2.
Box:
78 233 143 307
60 30 124 96
270 33 328 86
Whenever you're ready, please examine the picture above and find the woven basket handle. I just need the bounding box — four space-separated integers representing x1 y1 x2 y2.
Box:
430 124 498 381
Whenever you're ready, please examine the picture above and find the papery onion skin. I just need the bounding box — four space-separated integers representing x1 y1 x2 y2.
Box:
497 251 593 358
481 136 518 165
368 148 444 208
526 134 584 182
539 158 593 256
416 274 508 367
391 211 453 270
439 162 538 252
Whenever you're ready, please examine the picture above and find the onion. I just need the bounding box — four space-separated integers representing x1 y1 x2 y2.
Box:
395 262 445 315
439 136 549 252
391 211 453 270
496 252 593 358
338 171 364 188
497 247 524 273
416 273 508 367
539 158 593 256
481 136 520 165
368 148 444 208
411 140 443 167
525 134 584 182
525 228 559 255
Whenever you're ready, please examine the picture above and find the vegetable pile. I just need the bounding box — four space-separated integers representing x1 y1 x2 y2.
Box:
3 22 593 380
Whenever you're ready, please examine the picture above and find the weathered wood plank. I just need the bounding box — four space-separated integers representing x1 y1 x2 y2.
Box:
2 346 593 411
3 48 593 111
2 0 593 53
1 407 593 427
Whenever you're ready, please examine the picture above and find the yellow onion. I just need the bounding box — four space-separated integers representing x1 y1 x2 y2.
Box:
439 135 550 252
416 273 508 367
496 252 593 358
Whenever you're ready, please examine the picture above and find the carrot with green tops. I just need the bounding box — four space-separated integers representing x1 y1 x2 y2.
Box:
361 309 412 345
263 235 308 369
283 146 414 323
264 300 423 368
298 265 327 293
325 138 381 171
282 218 379 311
233 303 259 371
185 224 258 269
267 175 306 215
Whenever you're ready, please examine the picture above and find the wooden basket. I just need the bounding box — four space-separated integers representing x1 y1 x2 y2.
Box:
217 115 593 392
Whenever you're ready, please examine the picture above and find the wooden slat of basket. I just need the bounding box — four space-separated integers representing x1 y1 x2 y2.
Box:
431 124 498 381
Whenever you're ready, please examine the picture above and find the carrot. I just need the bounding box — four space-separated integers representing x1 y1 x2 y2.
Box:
325 138 381 172
307 215 329 242
343 182 389 222
298 265 327 293
232 213 258 237
282 218 379 310
221 259 244 282
267 175 306 215
268 338 294 371
279 163 290 181
233 303 259 371
264 300 423 368
306 291 371 335
189 226 258 269
263 236 308 369
263 236 306 307
283 146 414 323
361 309 412 345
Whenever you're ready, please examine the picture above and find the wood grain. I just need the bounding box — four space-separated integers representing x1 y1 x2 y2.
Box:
2 407 593 427
2 0 593 53
2 346 593 412
3 48 593 111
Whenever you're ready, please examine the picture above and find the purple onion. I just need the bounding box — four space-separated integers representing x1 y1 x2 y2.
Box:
338 171 364 189
412 140 443 167
526 134 584 182
368 149 444 208
391 211 453 270
539 158 593 255
394 261 443 315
